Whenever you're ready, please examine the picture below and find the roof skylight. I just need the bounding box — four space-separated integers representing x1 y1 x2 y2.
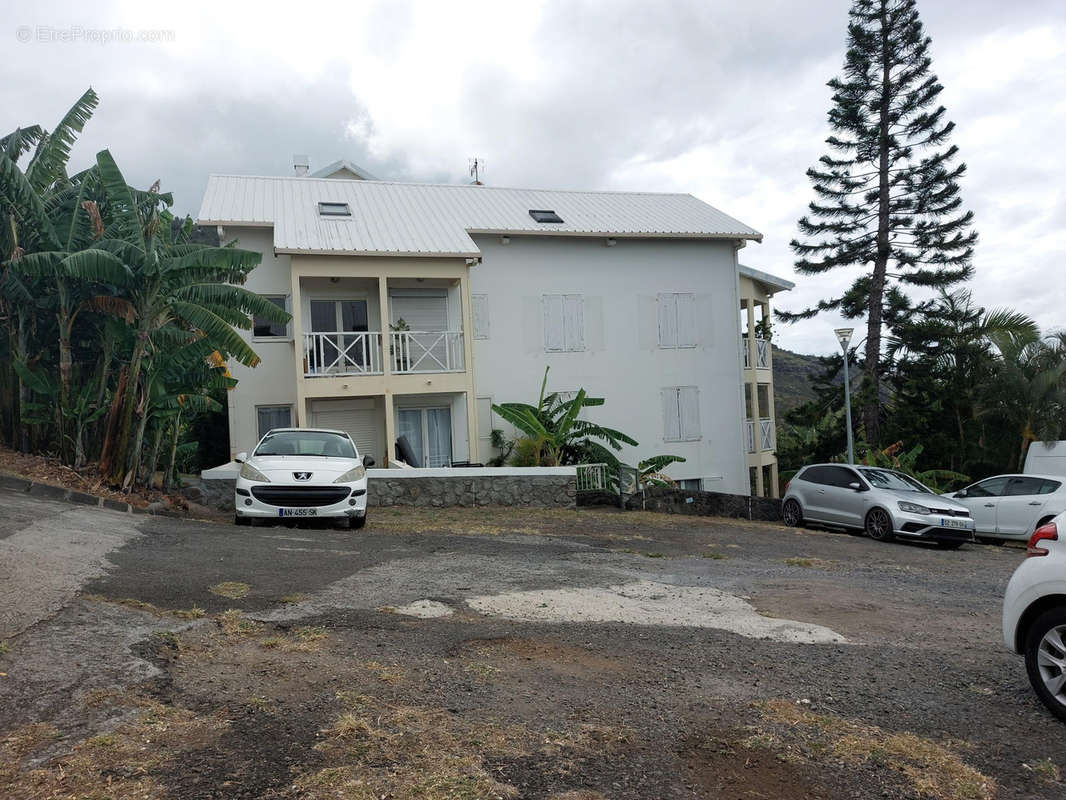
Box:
529 209 564 224
318 202 351 217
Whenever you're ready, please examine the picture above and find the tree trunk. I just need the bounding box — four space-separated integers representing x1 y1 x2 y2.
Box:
162 411 181 493
146 421 165 491
108 328 148 485
98 368 127 476
17 314 31 452
864 0 892 447
56 290 73 464
128 391 150 491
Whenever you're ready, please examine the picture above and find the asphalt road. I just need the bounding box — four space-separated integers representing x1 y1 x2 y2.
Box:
0 488 1062 799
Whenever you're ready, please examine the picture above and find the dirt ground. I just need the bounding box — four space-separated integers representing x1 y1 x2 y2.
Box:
0 492 1062 799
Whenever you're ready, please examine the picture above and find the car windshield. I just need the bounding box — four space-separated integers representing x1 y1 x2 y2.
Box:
254 431 356 458
858 468 932 494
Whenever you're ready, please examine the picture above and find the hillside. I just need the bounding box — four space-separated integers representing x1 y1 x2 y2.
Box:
772 345 825 416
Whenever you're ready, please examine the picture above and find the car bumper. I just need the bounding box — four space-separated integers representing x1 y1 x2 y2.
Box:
890 509 975 543
234 480 368 520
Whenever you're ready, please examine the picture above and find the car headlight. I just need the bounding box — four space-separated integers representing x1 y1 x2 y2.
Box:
333 464 366 483
239 462 271 482
898 501 931 514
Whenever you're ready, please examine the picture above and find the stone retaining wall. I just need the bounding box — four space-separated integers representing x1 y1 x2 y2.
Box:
369 474 575 508
625 486 781 521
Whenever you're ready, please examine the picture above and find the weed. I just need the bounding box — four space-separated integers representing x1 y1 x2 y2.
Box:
217 609 260 636
702 551 728 560
279 592 308 604
644 551 665 558
1026 758 1061 783
784 557 835 569
209 581 251 599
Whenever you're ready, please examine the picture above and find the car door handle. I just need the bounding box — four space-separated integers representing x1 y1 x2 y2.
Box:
983 503 995 507
1029 501 1042 506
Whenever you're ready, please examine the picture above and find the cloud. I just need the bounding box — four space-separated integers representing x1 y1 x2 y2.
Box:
4 0 1063 353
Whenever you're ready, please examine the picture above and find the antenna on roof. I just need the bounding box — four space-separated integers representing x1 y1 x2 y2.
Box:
468 157 484 185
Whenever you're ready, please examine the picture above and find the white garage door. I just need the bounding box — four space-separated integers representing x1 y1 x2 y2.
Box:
310 399 383 463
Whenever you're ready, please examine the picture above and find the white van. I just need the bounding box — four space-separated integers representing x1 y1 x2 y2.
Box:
1024 442 1066 478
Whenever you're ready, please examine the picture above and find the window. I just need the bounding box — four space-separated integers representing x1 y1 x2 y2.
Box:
662 386 700 442
966 477 1010 498
253 296 289 338
678 479 702 491
318 202 351 217
529 209 564 223
1039 479 1063 495
857 467 929 493
472 294 490 339
254 429 354 458
396 407 452 467
256 405 292 441
825 466 864 488
543 294 584 352
1004 476 1048 496
657 293 697 348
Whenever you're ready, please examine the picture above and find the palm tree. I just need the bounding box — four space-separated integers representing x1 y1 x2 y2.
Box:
984 332 1066 471
492 366 638 466
90 150 289 486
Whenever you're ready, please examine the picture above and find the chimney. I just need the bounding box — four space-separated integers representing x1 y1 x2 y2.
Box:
293 154 309 176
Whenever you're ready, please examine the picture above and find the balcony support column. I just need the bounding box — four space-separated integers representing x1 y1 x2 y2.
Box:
378 277 397 465
291 270 307 426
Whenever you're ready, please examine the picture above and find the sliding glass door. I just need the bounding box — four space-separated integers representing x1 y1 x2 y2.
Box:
395 407 452 468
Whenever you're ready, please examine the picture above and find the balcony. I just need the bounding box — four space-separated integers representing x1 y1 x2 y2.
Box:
390 330 464 374
742 335 770 369
744 418 774 453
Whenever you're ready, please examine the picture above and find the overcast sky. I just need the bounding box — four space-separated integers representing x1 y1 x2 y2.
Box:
5 0 1064 355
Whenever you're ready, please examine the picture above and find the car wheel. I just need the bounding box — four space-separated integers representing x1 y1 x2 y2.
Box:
935 540 964 550
352 514 367 530
1024 606 1066 723
865 508 894 542
234 514 250 527
781 499 803 527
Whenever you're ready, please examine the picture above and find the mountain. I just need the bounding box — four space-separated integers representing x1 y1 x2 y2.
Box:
772 345 824 416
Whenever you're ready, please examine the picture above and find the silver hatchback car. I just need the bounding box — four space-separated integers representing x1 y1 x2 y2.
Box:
782 464 975 548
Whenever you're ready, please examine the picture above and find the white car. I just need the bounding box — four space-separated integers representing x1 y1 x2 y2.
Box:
945 474 1065 541
1002 515 1066 722
233 428 373 529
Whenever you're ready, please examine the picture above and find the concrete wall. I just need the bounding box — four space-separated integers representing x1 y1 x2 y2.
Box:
469 234 748 494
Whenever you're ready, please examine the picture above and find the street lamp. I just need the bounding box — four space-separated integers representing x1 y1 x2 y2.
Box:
834 328 855 465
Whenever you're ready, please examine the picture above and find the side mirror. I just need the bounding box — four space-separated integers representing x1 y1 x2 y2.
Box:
955 490 967 499
235 452 247 464
848 482 863 491
362 455 375 468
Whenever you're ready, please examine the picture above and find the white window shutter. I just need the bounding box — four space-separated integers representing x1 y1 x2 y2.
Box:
657 294 677 348
662 388 681 442
679 386 700 440
543 295 565 351
472 294 489 339
564 295 584 351
676 293 697 347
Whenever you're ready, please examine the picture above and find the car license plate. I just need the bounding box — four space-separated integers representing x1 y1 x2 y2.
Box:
940 518 969 530
279 508 317 517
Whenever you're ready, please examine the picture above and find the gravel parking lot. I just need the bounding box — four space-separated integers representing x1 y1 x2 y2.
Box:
0 489 1062 799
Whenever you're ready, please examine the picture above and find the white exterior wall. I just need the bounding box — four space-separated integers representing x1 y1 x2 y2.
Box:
225 226 297 455
469 235 749 494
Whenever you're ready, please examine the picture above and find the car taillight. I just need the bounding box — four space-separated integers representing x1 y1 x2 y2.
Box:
1027 522 1058 557
783 480 790 492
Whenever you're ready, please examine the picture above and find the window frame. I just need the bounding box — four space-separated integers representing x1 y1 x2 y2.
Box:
318 201 352 217
252 295 291 341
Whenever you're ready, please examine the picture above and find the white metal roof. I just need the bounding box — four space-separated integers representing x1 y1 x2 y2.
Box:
739 263 795 293
198 174 762 257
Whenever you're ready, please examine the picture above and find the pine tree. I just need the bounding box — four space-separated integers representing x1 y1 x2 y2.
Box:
781 0 977 445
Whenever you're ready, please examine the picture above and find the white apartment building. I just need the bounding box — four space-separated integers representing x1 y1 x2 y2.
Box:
197 161 792 496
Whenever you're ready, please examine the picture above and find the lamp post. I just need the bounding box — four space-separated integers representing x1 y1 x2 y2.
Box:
834 327 855 465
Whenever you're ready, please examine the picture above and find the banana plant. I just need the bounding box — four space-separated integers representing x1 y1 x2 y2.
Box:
492 366 637 467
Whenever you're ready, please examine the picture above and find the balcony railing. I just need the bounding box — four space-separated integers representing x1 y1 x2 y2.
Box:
741 335 770 369
759 417 774 450
391 330 464 374
744 418 775 452
304 332 383 376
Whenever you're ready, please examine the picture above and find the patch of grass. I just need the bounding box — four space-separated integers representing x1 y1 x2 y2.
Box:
0 641 9 656
258 626 329 653
260 636 285 648
247 694 273 713
783 557 835 569
755 699 994 800
1026 758 1061 783
363 660 406 684
305 695 527 800
643 551 665 558
702 551 728 560
217 609 260 636
463 661 501 680
209 581 251 599
279 592 308 604
84 594 206 620
173 606 206 619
